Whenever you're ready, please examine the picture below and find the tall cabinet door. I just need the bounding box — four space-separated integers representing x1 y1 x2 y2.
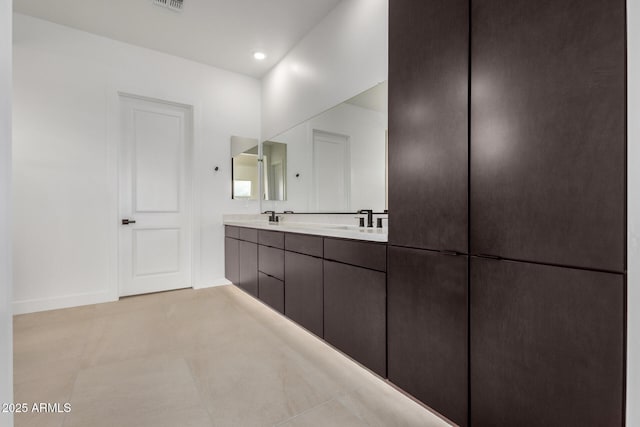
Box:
388 0 469 252
388 247 468 426
238 241 258 297
470 0 626 271
471 258 624 427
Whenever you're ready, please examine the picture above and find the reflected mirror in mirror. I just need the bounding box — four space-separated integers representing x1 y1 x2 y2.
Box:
262 81 387 213
231 136 259 200
262 141 287 201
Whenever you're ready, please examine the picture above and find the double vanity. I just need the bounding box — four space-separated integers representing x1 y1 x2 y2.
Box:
224 218 388 377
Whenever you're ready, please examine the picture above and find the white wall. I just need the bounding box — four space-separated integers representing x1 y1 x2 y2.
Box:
264 102 386 213
12 14 261 314
261 0 388 140
0 1 13 425
628 0 639 425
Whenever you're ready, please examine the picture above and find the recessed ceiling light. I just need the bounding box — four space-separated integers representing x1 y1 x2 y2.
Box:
253 51 267 61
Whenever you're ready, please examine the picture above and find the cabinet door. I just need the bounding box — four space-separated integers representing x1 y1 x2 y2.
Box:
323 260 386 376
387 247 468 426
258 272 284 314
284 251 323 337
238 240 258 297
224 237 239 285
388 0 469 252
470 0 625 271
471 258 624 427
258 245 284 280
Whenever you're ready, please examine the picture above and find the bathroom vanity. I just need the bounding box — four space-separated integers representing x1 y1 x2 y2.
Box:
224 221 388 377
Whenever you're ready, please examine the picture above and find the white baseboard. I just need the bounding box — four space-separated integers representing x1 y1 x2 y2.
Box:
13 290 116 315
193 278 232 289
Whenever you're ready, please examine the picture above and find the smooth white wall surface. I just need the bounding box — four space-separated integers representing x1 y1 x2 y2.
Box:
12 14 261 314
0 1 13 424
263 102 386 213
628 0 639 425
261 0 388 140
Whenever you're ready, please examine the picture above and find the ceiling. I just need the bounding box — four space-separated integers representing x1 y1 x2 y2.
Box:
13 0 343 78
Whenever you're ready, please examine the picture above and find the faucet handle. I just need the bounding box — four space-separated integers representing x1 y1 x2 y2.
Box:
376 217 388 229
353 216 365 227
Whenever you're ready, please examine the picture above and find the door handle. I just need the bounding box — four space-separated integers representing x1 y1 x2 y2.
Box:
121 219 136 225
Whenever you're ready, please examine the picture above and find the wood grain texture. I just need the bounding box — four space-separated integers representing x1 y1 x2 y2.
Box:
471 258 625 426
387 246 468 426
470 0 626 271
388 0 469 252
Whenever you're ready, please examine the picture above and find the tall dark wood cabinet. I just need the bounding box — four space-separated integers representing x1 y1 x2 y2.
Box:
471 258 625 427
470 0 626 272
388 247 468 426
238 240 258 296
388 0 470 253
388 0 626 425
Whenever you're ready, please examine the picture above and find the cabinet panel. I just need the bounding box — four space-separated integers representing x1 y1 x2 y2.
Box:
471 258 624 427
323 260 386 376
285 251 323 337
285 233 323 258
470 0 625 271
258 230 285 249
238 227 258 243
388 0 469 252
388 247 468 426
258 272 284 314
237 240 258 296
224 237 239 285
324 238 386 272
225 225 239 239
258 245 284 280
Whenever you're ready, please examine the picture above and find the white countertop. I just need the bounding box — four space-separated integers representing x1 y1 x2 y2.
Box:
223 220 388 243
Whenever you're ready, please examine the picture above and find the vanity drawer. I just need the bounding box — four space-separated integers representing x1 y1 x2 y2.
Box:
259 230 285 249
238 227 258 243
285 233 323 258
259 245 284 280
324 238 387 272
225 225 240 239
258 272 284 314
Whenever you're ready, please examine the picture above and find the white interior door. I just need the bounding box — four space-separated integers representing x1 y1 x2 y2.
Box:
118 95 192 297
313 130 350 211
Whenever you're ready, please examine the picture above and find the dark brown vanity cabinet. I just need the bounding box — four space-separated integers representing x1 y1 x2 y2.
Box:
224 236 239 285
258 272 284 314
284 250 323 337
323 259 387 377
388 0 469 253
257 232 285 311
237 240 258 297
387 247 468 426
470 0 626 272
470 258 625 427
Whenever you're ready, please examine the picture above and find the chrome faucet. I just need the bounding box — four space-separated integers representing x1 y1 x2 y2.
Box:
358 209 374 228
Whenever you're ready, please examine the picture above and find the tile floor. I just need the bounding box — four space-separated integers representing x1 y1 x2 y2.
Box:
13 285 451 427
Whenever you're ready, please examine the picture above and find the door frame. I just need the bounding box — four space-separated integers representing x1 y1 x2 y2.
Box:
109 91 197 300
311 129 351 211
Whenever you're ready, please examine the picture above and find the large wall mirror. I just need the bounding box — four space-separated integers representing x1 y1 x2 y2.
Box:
261 81 388 213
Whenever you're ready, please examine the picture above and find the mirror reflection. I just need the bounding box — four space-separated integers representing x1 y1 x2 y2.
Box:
262 141 287 201
262 81 388 213
231 136 259 200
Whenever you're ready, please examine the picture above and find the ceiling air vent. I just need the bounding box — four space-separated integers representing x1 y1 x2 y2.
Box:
153 0 183 12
